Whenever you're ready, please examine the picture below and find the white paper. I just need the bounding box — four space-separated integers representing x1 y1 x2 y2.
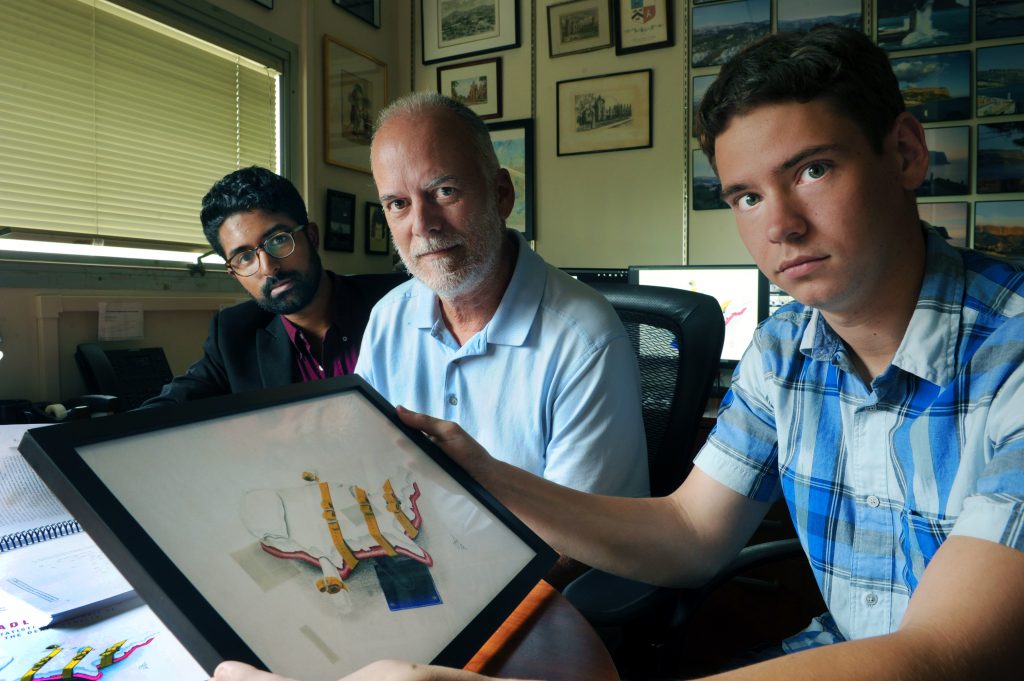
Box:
0 424 71 541
98 302 144 341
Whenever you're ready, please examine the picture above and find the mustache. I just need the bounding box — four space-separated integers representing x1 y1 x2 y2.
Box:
261 272 298 298
411 236 464 258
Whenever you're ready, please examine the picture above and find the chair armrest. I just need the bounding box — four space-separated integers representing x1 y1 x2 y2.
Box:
563 569 674 626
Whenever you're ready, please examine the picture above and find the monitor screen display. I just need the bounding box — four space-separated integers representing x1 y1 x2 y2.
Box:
629 265 768 363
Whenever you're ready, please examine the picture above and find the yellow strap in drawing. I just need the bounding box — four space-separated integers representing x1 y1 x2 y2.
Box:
61 646 92 679
98 640 126 668
355 486 397 555
382 479 419 538
318 481 359 572
22 646 61 681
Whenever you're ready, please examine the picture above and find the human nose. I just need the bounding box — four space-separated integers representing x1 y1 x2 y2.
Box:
256 245 280 275
764 194 807 244
409 199 442 238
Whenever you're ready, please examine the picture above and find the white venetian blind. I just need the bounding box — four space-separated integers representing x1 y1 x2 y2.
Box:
0 0 279 249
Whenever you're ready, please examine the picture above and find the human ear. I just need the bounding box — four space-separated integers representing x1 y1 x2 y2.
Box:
305 222 321 250
494 168 516 220
893 112 930 191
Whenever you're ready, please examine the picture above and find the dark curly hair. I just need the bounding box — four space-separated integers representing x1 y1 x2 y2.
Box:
200 166 308 256
696 26 905 168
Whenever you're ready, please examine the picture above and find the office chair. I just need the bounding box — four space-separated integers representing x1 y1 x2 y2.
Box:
563 283 804 677
75 343 173 411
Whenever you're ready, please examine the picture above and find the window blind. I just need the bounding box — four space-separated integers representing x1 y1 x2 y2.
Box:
0 0 279 249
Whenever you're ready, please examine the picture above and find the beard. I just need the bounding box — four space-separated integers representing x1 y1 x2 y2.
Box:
397 207 506 300
256 249 324 315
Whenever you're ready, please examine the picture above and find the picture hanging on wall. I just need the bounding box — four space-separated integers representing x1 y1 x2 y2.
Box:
692 74 717 131
333 0 380 28
556 69 652 156
976 44 1024 118
777 0 862 33
421 0 520 65
692 149 728 211
365 202 390 255
918 201 969 248
324 35 387 174
437 57 503 119
691 0 770 68
976 0 1024 41
615 0 674 56
890 50 971 123
918 125 970 197
487 118 535 240
325 189 356 252
974 200 1024 263
876 0 969 53
978 122 1024 194
547 0 614 58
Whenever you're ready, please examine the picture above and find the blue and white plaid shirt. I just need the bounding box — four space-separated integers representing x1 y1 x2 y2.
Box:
695 228 1024 650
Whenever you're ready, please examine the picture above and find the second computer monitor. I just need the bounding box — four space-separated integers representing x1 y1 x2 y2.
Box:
628 265 769 364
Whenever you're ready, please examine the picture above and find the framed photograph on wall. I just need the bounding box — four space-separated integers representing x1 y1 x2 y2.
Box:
692 149 728 211
547 0 613 58
876 0 969 52
324 35 387 174
777 0 862 32
974 200 1024 263
918 201 969 248
437 57 503 119
18 377 557 678
692 74 716 132
615 0 674 55
556 69 652 157
421 0 520 65
976 0 1024 41
333 0 380 28
325 189 356 252
691 0 770 68
890 51 971 123
976 44 1024 118
487 118 535 240
978 122 1024 194
918 126 970 197
365 202 390 255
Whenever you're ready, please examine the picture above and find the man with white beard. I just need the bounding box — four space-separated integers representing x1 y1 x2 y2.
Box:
356 92 649 501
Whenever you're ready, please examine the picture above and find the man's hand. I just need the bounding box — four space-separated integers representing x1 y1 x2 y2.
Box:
212 660 507 681
396 406 495 482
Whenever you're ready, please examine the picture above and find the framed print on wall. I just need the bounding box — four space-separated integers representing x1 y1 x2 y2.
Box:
333 0 380 28
324 35 387 174
918 126 970 197
976 44 1024 118
692 149 729 211
691 0 770 68
556 69 652 157
777 0 862 32
978 122 1024 194
976 0 1024 40
615 0 674 55
437 57 503 119
918 201 969 248
890 50 971 123
547 0 613 58
365 202 390 255
876 0 969 52
487 118 535 240
974 200 1024 263
325 189 356 252
421 0 521 65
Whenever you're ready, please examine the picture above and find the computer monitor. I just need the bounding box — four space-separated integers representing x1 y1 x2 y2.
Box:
560 267 629 285
628 265 769 365
769 282 796 316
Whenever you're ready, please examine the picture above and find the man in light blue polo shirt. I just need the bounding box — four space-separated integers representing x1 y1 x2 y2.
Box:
356 92 648 499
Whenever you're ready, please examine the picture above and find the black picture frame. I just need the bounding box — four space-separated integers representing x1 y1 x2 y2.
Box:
556 69 653 157
547 0 614 58
333 0 380 28
691 0 770 68
325 189 356 252
890 50 972 124
487 118 535 240
18 376 557 678
876 0 970 52
421 0 521 65
614 0 674 56
365 202 389 255
978 122 1024 194
976 0 1024 40
436 57 503 120
976 44 1024 119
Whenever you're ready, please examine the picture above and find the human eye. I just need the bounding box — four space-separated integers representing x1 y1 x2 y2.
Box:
385 198 407 212
435 186 457 200
799 162 831 183
733 193 762 212
266 232 291 249
232 250 256 267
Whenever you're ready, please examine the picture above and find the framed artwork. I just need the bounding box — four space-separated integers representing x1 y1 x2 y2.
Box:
691 0 770 68
976 44 1024 118
918 126 970 197
556 69 652 157
324 35 387 174
333 0 380 28
615 0 674 55
692 74 717 131
918 201 969 248
876 0 969 52
890 51 971 124
777 0 862 32
692 149 728 211
19 377 557 678
325 189 356 252
976 0 1024 41
974 200 1024 262
978 122 1024 194
488 118 535 240
547 0 613 58
421 0 520 65
437 57 503 119
365 202 390 255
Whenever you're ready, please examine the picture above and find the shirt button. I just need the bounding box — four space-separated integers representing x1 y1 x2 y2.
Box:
448 395 458 406
867 495 880 508
864 593 878 606
342 336 348 342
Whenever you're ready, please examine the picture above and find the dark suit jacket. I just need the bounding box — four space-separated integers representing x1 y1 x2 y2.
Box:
141 272 409 407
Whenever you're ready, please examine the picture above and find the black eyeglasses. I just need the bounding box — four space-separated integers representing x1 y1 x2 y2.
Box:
227 224 306 277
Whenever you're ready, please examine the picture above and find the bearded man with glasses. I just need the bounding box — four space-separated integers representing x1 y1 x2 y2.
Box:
142 166 376 407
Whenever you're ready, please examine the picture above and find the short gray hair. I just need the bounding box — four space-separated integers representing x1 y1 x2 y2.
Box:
373 92 500 179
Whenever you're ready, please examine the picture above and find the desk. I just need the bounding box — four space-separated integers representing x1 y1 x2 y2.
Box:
466 580 618 681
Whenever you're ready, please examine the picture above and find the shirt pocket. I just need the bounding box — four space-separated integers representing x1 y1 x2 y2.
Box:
899 508 958 591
